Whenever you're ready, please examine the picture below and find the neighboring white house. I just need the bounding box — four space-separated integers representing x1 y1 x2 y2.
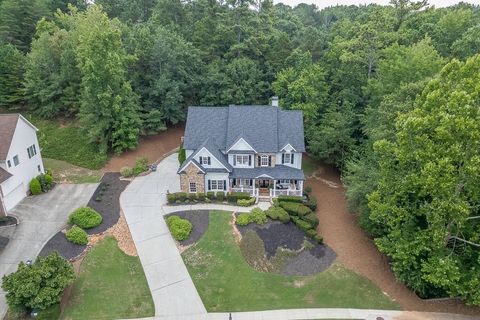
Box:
0 114 44 216
177 97 305 199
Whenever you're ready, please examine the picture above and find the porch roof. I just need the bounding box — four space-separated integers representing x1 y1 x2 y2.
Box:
231 165 305 180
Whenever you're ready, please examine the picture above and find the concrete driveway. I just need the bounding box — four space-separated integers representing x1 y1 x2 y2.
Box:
0 183 98 317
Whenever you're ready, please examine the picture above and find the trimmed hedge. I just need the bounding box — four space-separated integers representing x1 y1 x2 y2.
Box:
216 191 225 202
120 166 134 177
279 202 312 217
227 192 250 203
305 197 317 211
236 208 267 226
237 197 255 207
206 191 215 200
133 157 148 175
265 206 290 223
66 226 88 245
293 218 313 232
29 178 42 195
277 195 304 203
303 213 319 228
68 207 102 229
166 215 192 241
305 229 323 244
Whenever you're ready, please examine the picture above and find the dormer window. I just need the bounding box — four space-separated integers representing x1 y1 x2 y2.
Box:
199 156 210 165
260 155 269 167
284 153 291 164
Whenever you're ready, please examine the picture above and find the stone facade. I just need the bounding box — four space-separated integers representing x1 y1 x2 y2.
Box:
179 163 205 193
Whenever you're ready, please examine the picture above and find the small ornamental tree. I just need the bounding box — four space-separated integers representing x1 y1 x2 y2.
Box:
178 142 186 165
1 252 75 311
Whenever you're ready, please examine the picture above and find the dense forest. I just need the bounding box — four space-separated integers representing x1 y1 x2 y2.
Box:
1 0 480 306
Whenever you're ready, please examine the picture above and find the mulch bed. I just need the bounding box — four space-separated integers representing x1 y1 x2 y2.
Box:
0 216 18 227
39 231 86 260
238 219 337 276
165 210 209 245
86 172 130 235
0 235 9 252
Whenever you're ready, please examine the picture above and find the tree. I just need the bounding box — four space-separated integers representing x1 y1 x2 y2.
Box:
2 252 74 311
0 43 25 107
368 55 480 304
75 6 141 154
451 24 480 60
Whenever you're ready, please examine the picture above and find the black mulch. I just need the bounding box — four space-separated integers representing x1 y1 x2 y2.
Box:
165 210 209 245
38 231 86 260
0 235 9 251
0 216 17 227
238 218 337 276
86 172 130 235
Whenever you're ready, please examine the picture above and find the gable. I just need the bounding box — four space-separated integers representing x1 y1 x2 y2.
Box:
227 138 255 152
195 147 229 170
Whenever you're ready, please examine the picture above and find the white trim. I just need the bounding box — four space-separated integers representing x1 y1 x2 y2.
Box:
18 114 39 132
281 143 296 152
197 147 230 171
227 137 256 153
260 155 269 167
179 159 205 173
255 174 274 179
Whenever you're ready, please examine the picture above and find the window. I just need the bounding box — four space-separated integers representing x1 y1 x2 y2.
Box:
209 180 225 191
239 179 251 187
283 153 291 164
189 182 197 193
27 144 37 159
7 160 11 168
13 155 19 166
261 155 269 167
235 155 250 166
199 156 210 165
37 165 41 172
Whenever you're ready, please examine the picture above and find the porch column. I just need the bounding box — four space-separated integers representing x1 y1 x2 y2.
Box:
299 180 304 195
273 180 276 198
252 179 256 197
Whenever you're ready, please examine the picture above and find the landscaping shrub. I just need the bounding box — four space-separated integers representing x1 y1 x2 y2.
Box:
1 252 74 311
277 195 304 203
303 213 319 228
297 205 312 217
265 206 290 223
304 186 312 195
29 178 42 195
236 213 251 226
305 197 317 211
45 174 53 187
178 143 186 165
294 218 313 232
227 192 250 202
133 157 148 175
177 192 187 202
197 193 205 201
314 234 323 244
237 197 255 207
187 193 197 201
306 228 318 239
120 166 134 177
166 215 192 241
216 191 225 202
206 191 215 200
167 193 176 204
66 226 88 245
68 207 102 229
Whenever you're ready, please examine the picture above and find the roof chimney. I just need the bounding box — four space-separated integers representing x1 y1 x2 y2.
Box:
271 96 279 108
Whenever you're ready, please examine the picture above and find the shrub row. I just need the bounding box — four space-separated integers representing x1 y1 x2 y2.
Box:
237 197 256 207
29 172 53 195
166 215 193 241
265 206 290 223
279 201 312 217
167 191 253 206
277 195 304 203
236 208 267 226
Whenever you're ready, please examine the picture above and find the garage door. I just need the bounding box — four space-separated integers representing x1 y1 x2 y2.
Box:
3 183 26 211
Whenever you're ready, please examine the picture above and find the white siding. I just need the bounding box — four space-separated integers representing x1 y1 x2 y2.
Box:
195 147 226 169
228 153 254 168
227 138 254 152
0 118 44 211
276 152 302 169
205 172 229 192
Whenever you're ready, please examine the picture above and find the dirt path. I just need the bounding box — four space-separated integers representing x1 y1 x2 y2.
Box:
306 158 480 316
102 123 185 172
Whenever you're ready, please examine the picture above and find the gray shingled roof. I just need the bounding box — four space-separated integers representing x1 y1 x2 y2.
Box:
183 105 305 153
178 138 232 174
0 167 12 183
0 114 19 160
231 165 305 180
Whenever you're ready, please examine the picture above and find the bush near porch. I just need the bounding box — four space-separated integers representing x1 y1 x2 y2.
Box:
166 191 254 206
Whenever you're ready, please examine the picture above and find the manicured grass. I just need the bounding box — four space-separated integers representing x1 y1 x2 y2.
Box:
25 115 108 170
61 237 154 319
43 158 101 184
182 211 401 312
302 155 321 176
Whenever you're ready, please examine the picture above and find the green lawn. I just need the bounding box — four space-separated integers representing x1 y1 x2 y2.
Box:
43 158 101 184
25 115 108 170
61 237 154 319
182 211 401 312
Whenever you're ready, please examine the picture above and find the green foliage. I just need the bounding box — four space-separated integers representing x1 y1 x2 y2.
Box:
236 208 267 226
216 192 225 202
44 174 53 187
178 143 186 165
206 191 215 200
265 206 290 223
279 201 312 217
236 213 251 226
293 218 313 232
68 207 102 229
237 197 255 207
1 252 74 311
121 166 134 177
0 43 25 106
227 192 250 203
368 55 480 304
303 213 319 228
133 157 149 175
29 178 42 195
277 195 303 203
304 197 317 211
166 215 192 241
66 226 88 245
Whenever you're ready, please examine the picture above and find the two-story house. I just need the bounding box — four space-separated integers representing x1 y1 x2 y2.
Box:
0 114 44 216
177 97 305 199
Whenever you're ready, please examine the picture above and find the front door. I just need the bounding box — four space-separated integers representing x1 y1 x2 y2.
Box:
259 179 270 188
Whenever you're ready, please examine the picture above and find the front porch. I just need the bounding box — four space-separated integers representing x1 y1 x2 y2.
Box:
230 178 303 199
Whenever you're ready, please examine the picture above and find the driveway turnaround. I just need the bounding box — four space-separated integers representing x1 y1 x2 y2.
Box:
0 183 98 318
